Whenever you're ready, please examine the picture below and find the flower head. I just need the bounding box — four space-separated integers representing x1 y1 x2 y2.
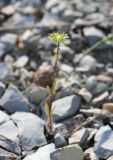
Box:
48 32 68 43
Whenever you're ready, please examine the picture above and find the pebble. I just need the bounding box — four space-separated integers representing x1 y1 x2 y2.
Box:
11 112 47 150
107 156 113 160
13 55 29 68
78 88 92 102
0 33 17 57
0 84 30 113
0 82 5 97
54 133 67 148
96 75 113 83
52 95 81 122
26 83 48 104
60 64 74 74
76 55 98 72
0 120 21 155
92 91 109 104
0 63 13 82
24 143 55 160
94 125 113 159
69 128 89 145
102 103 113 113
50 144 84 160
0 110 10 125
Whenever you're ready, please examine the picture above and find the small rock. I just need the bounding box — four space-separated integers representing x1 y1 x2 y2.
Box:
0 110 10 125
94 125 113 159
24 143 55 160
0 120 21 155
90 82 109 96
54 133 67 148
13 55 29 68
0 63 13 82
0 33 17 57
50 144 84 160
11 112 47 150
69 128 89 145
76 55 98 72
52 95 81 122
0 84 30 113
0 82 5 97
1 5 15 16
97 75 113 83
54 123 68 138
26 84 48 104
92 91 109 104
102 103 113 113
84 148 99 160
78 88 92 102
60 64 74 74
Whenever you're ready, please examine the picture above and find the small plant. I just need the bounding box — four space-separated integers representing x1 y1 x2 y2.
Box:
45 32 68 134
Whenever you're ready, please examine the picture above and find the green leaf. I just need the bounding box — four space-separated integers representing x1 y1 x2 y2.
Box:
45 102 50 116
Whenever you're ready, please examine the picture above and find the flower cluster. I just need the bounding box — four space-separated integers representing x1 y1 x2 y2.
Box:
48 32 68 43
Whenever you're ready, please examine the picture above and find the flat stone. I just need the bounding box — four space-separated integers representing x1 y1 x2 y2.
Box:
0 82 5 97
11 112 47 150
97 75 113 83
92 91 109 104
54 133 67 148
94 125 113 159
0 63 13 82
78 88 92 102
0 110 10 125
69 128 89 145
23 143 55 160
50 144 84 160
26 84 48 104
0 84 30 113
0 120 21 155
52 95 81 122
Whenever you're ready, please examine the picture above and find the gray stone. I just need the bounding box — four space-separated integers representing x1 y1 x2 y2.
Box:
50 144 84 160
26 84 48 104
0 84 30 113
23 143 55 160
90 82 109 96
0 110 10 125
0 148 18 160
0 63 13 82
0 120 21 155
52 95 81 122
54 123 68 138
60 64 74 74
13 55 29 68
76 55 98 72
0 82 5 97
54 133 67 148
94 125 113 159
0 33 17 57
69 128 89 145
11 112 47 150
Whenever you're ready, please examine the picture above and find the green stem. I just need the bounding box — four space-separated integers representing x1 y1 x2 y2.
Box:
85 34 113 54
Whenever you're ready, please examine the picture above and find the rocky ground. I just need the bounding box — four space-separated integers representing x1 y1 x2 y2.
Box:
0 0 113 159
